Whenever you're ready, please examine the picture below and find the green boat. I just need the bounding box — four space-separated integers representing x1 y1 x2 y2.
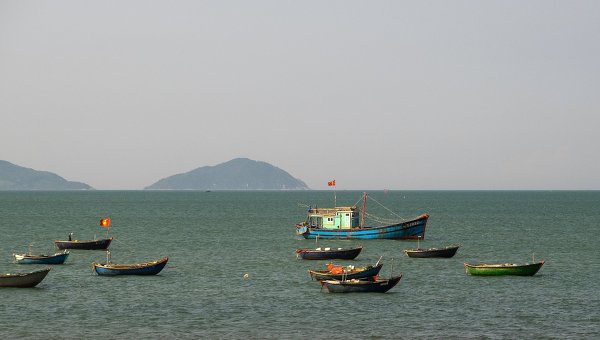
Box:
464 260 545 276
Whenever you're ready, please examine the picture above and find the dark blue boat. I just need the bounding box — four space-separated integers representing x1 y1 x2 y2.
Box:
321 275 402 293
295 246 362 260
14 251 69 264
93 257 168 276
54 237 112 250
404 245 460 258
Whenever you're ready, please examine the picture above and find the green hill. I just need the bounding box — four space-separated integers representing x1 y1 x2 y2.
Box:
0 160 93 190
145 158 309 190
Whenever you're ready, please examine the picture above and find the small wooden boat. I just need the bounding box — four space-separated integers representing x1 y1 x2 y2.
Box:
464 260 545 276
321 275 402 293
93 257 169 276
296 246 362 260
404 245 460 258
54 237 112 250
309 262 383 281
14 251 69 264
0 268 51 288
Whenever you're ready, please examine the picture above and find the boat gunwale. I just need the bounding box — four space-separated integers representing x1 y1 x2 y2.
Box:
404 245 460 253
14 251 69 260
308 263 384 280
321 274 403 293
93 257 169 270
54 237 113 244
323 275 401 286
464 260 545 269
0 268 52 279
295 246 363 254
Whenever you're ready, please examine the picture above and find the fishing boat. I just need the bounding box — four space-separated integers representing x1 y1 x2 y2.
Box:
54 237 112 250
321 275 402 293
404 245 460 258
296 246 362 260
309 262 383 281
14 250 70 264
464 260 545 276
295 192 429 240
55 218 114 250
0 268 51 288
93 256 169 276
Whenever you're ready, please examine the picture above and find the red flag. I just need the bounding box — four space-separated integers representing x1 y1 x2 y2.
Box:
100 218 111 228
328 180 336 187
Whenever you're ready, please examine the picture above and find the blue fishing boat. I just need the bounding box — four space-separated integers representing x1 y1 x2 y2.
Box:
295 193 429 240
14 251 70 264
93 257 168 276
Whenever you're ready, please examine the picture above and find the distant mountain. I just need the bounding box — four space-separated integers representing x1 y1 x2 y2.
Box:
0 160 93 190
145 158 309 190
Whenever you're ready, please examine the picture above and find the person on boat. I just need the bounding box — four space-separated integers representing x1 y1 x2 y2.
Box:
68 232 73 241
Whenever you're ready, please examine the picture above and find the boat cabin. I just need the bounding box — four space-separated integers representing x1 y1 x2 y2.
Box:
306 206 360 229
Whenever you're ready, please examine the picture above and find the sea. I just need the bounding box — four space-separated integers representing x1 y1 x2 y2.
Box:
0 190 598 339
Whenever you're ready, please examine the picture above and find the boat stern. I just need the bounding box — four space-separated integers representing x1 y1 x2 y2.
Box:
295 224 309 237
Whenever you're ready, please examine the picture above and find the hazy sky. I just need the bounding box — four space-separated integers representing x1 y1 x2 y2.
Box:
1 1 599 190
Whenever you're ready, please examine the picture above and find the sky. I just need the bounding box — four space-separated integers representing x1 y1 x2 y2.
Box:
1 1 599 190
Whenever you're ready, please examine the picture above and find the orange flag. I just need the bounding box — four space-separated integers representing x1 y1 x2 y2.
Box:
328 180 336 187
100 218 111 228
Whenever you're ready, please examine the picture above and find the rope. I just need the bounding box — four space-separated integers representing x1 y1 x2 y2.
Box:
352 193 406 225
367 195 405 220
111 236 136 250
108 237 142 261
363 211 403 225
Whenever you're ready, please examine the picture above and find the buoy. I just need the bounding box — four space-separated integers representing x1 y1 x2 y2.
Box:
243 273 249 279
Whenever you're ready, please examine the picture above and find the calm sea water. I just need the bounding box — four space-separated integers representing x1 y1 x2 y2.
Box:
0 191 598 339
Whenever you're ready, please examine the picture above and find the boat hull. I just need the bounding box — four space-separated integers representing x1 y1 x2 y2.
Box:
54 237 112 250
404 245 460 258
0 268 51 288
464 261 544 276
14 252 69 264
296 214 429 240
309 263 383 281
93 257 168 276
296 246 362 260
322 275 402 293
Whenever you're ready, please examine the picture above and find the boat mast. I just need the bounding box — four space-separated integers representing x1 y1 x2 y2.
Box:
334 185 337 208
361 192 367 228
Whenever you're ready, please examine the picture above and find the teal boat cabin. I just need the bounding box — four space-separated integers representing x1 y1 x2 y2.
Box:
305 206 360 229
